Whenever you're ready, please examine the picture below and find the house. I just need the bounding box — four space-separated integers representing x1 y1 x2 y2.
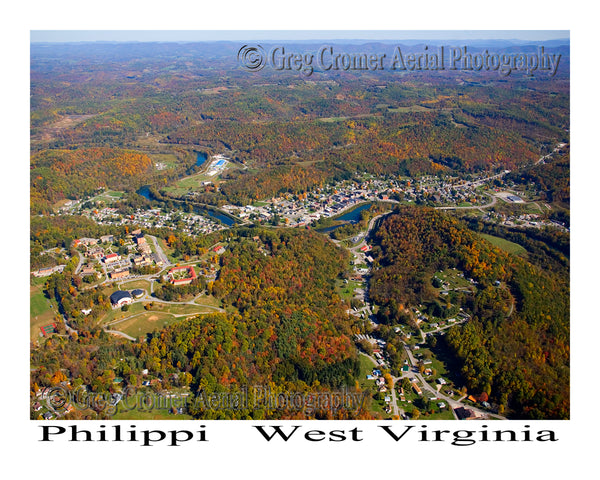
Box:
411 382 422 395
213 245 226 255
437 378 447 385
454 406 477 420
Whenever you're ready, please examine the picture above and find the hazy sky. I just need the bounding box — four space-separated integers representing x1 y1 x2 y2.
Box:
30 30 569 43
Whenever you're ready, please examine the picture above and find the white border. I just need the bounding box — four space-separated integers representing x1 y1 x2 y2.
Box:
6 0 597 476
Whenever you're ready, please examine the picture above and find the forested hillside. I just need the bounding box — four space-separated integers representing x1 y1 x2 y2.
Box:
31 228 364 419
31 147 153 213
369 207 569 418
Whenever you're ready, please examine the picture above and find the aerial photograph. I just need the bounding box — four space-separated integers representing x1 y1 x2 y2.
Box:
29 30 570 422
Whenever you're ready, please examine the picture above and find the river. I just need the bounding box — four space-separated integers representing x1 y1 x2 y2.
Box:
196 151 208 167
318 202 372 233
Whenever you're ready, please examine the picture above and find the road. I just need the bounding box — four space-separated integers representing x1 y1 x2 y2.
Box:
336 204 507 420
435 192 497 211
148 235 170 266
400 344 505 420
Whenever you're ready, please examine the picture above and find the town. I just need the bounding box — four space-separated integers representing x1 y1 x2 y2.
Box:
55 146 568 235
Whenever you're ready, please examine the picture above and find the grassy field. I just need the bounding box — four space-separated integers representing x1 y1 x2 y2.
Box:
118 278 152 292
146 302 217 315
112 405 194 420
112 311 184 338
104 298 220 338
30 285 56 342
148 152 179 169
193 294 222 308
337 279 364 301
386 105 431 113
478 233 527 256
163 172 215 196
100 301 147 326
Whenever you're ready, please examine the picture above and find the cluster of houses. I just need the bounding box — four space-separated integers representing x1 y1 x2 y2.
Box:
63 201 228 237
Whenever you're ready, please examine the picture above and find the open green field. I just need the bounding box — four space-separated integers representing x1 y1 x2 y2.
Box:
478 233 527 255
30 285 57 342
111 311 185 338
100 301 147 326
89 190 126 203
112 404 194 420
386 105 431 113
118 279 152 292
193 294 222 308
163 172 215 196
148 152 179 169
337 279 364 301
104 298 220 338
147 302 218 315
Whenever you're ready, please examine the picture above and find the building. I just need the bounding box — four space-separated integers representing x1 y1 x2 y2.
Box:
32 267 55 277
80 265 97 276
131 289 144 299
132 255 152 267
103 253 121 264
110 269 129 280
32 265 65 277
454 406 477 420
138 243 152 254
100 235 115 243
167 265 197 285
78 237 99 246
110 290 133 307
